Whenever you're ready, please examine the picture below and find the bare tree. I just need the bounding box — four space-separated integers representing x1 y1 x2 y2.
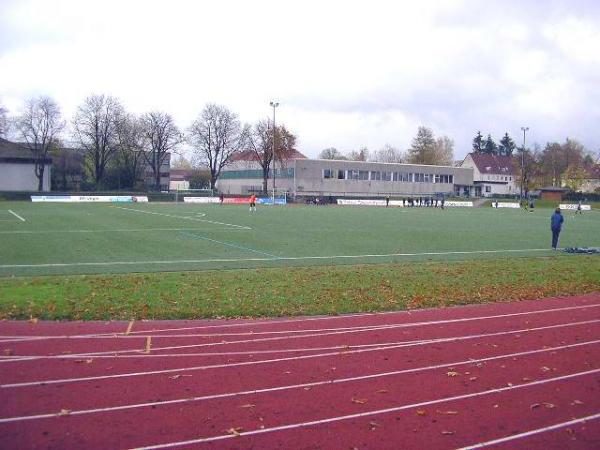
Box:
113 112 145 189
370 144 404 163
0 102 8 138
72 95 123 186
347 146 370 161
247 120 297 194
433 136 454 166
14 96 65 191
140 111 183 190
319 147 346 160
187 104 246 190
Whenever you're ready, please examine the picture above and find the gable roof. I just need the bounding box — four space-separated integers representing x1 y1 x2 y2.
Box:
231 149 308 162
467 153 516 175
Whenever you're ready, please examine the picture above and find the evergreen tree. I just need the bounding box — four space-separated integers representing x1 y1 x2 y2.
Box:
472 131 484 153
498 133 516 156
483 134 498 155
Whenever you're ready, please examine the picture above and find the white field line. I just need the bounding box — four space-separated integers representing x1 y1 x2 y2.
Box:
2 318 598 361
7 210 25 222
0 303 597 359
131 367 600 450
1 339 598 425
2 318 598 387
0 228 247 234
111 206 251 230
457 412 600 450
0 248 553 269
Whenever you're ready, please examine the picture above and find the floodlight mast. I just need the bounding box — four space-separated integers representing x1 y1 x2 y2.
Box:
520 127 529 200
270 101 279 205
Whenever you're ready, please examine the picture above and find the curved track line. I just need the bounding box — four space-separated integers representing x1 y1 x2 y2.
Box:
2 319 598 388
130 368 600 449
1 302 598 346
1 339 598 425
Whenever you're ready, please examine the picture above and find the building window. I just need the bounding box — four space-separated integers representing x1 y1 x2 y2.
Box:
358 170 369 180
370 171 381 181
382 171 391 181
449 175 454 184
485 186 491 193
337 170 346 180
348 170 359 180
323 169 333 179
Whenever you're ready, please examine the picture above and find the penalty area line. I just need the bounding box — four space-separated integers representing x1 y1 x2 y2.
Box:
7 210 26 222
0 248 553 269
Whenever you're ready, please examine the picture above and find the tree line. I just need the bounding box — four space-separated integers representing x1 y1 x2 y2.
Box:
0 96 296 193
318 126 455 166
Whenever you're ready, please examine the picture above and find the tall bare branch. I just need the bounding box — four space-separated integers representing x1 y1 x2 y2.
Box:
14 96 65 191
141 111 182 190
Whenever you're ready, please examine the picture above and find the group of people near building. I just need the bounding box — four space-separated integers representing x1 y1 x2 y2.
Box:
399 196 445 209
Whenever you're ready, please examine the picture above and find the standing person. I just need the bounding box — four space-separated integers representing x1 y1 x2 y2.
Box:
550 207 564 250
402 197 406 207
249 193 257 212
385 196 390 207
441 197 445 210
576 200 583 215
219 193 224 205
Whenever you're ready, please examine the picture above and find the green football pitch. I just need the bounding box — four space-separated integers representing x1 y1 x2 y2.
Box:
1 202 598 277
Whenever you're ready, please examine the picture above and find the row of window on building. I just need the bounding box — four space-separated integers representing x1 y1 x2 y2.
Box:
323 169 454 184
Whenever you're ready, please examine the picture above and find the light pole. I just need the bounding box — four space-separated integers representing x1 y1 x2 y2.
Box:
270 101 279 205
520 126 529 200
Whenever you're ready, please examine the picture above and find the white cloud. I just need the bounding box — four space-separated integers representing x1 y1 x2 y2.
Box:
1 0 599 157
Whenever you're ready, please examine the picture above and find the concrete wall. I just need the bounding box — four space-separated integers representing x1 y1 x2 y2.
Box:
216 159 474 197
293 159 473 196
0 162 51 191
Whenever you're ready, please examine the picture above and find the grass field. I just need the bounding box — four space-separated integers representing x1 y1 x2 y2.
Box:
1 201 599 277
0 201 599 319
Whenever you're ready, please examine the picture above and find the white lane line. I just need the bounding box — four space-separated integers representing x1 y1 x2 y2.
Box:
7 210 25 222
2 319 598 387
130 367 600 450
111 206 251 230
1 302 597 346
1 339 598 425
458 412 600 450
0 228 247 234
0 247 552 269
179 231 279 258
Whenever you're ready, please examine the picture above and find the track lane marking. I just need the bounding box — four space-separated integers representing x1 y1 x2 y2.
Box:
2 319 598 387
129 368 600 449
457 412 600 449
1 302 598 346
0 339 598 425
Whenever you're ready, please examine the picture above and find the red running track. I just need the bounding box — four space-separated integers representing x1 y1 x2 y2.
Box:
0 293 599 449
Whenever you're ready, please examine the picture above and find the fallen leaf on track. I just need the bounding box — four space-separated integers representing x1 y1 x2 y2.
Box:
74 359 93 364
227 427 243 436
369 421 380 430
169 374 192 380
469 376 478 381
446 371 460 377
239 404 255 409
571 400 584 405
437 410 459 415
416 410 427 416
352 398 368 404
441 430 455 435
376 389 389 394
540 366 551 372
58 409 71 416
28 318 38 324
3 349 14 356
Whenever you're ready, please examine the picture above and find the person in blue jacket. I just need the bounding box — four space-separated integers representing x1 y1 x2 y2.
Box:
550 207 564 250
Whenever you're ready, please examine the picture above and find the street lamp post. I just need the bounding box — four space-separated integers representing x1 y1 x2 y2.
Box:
270 101 279 205
520 126 529 200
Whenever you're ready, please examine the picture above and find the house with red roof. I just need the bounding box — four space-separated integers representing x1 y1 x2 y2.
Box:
460 153 517 197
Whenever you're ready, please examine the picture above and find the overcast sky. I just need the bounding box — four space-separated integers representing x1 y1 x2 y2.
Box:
1 0 599 160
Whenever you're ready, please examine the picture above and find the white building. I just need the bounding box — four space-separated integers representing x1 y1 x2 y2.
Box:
0 138 51 191
460 153 516 197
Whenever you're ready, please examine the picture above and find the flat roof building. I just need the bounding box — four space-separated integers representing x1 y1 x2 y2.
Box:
217 155 474 198
0 138 52 191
